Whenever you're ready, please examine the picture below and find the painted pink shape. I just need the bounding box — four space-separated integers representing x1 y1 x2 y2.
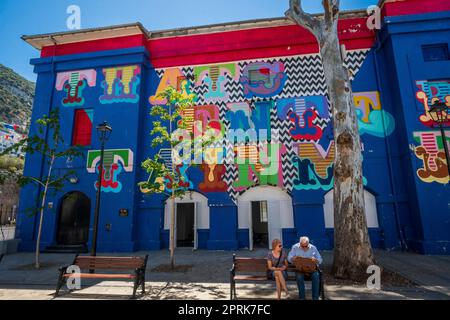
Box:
55 69 97 90
420 132 439 171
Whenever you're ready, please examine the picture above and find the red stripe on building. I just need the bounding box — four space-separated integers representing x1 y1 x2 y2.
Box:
40 18 375 68
382 0 450 18
41 34 147 58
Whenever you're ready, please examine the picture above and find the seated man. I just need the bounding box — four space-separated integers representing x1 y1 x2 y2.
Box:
288 236 323 300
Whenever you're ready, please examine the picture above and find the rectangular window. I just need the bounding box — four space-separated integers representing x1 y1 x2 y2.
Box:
260 201 268 223
422 44 450 62
72 109 93 146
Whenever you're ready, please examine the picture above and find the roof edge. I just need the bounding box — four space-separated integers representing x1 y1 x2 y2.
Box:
22 22 149 50
22 9 368 50
150 10 368 39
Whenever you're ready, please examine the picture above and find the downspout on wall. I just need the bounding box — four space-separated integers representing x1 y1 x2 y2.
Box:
373 28 408 251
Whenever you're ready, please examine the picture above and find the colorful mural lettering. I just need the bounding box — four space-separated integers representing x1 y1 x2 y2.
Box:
199 163 227 192
87 149 134 193
150 68 194 105
226 101 273 142
233 143 285 191
163 164 194 193
293 142 335 191
277 96 329 141
416 80 450 127
99 65 141 104
240 62 287 98
353 91 395 137
55 69 97 107
413 131 450 184
144 52 373 202
194 64 238 102
193 104 224 137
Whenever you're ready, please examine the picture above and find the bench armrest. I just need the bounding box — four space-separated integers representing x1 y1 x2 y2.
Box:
230 264 236 276
142 255 149 270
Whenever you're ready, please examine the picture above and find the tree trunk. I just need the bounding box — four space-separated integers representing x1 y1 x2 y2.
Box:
35 192 46 269
170 194 175 270
35 156 54 269
319 23 375 280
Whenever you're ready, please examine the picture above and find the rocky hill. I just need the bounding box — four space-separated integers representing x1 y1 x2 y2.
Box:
0 64 34 125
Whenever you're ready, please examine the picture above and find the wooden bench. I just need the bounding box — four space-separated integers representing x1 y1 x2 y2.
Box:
230 254 325 300
55 254 148 299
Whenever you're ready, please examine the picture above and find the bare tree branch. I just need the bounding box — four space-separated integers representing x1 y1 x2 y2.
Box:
323 0 340 26
285 0 321 37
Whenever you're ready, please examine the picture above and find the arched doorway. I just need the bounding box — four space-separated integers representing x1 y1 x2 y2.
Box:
164 191 209 249
56 191 91 246
237 186 294 250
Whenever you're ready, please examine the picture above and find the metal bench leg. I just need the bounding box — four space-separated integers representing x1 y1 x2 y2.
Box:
131 271 140 299
54 269 66 298
141 272 146 295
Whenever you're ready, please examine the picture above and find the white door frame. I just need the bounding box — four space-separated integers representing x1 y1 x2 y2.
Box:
268 200 282 249
193 202 198 250
248 200 282 250
248 202 253 251
238 186 293 251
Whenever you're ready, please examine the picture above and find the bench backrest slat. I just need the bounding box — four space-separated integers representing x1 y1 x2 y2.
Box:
74 256 145 270
234 258 267 272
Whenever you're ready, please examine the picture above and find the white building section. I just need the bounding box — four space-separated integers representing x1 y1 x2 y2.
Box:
237 186 294 249
323 189 379 229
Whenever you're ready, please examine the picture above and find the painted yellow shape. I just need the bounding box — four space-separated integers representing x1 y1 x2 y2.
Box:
150 68 188 105
298 142 335 179
353 92 381 123
103 66 139 95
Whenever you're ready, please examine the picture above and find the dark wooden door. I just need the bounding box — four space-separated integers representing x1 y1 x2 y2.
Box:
176 203 195 247
57 192 91 245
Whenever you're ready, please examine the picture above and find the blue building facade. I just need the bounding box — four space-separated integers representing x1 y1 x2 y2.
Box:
16 1 450 254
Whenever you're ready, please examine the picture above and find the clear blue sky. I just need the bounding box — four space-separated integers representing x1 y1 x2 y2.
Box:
0 0 377 82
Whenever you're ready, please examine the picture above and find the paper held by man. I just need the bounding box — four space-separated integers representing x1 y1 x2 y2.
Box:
292 256 318 273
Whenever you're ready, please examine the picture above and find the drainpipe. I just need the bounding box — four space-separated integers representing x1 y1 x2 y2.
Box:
373 31 408 251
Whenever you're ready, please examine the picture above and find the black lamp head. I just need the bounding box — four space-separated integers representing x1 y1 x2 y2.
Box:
428 101 449 124
96 121 112 141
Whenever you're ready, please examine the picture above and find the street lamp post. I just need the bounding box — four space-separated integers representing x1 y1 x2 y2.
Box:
91 121 112 259
428 102 450 178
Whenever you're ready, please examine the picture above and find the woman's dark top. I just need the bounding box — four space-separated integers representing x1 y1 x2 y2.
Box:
267 250 287 269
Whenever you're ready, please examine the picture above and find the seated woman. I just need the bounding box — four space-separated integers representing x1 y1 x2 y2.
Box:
267 239 289 299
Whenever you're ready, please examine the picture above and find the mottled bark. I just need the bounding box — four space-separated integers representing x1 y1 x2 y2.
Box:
286 0 375 280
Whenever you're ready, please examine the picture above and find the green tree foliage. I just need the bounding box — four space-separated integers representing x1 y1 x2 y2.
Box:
139 86 214 198
1 108 82 268
139 86 215 269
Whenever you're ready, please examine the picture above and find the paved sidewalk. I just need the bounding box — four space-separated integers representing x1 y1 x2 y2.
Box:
0 249 448 300
375 249 450 298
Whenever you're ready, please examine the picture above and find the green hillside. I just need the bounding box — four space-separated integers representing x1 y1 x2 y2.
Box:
0 64 35 125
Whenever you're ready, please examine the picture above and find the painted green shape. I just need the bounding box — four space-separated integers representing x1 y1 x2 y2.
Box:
87 149 134 173
193 63 237 80
232 163 279 190
69 72 80 96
